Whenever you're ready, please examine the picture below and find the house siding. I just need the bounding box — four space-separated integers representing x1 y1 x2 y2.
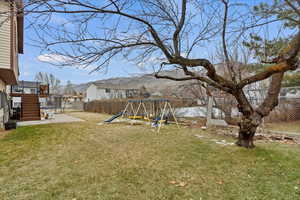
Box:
0 1 11 70
86 84 98 101
0 1 21 128
0 80 8 129
0 79 6 92
0 79 6 129
86 84 135 101
0 108 4 129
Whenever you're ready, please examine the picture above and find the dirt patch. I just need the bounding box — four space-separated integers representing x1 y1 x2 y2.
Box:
205 126 300 145
0 130 10 139
185 118 207 128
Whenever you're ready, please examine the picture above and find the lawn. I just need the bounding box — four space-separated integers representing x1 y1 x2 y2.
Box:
265 120 300 134
0 112 300 200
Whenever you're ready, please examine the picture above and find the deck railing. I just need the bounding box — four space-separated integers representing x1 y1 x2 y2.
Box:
11 81 50 96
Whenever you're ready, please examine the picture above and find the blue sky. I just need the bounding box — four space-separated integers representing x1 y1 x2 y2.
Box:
19 0 291 85
19 46 143 85
19 32 146 84
19 4 148 84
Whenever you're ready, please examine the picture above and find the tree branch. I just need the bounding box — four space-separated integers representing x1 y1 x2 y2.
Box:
173 0 187 56
221 0 236 82
285 0 300 18
238 30 300 88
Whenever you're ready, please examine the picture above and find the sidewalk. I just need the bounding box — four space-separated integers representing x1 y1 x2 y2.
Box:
17 114 84 126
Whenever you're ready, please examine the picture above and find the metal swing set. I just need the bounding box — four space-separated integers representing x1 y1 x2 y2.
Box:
121 99 179 132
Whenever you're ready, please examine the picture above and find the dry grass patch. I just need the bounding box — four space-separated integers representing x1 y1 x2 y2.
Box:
0 112 300 200
265 120 300 134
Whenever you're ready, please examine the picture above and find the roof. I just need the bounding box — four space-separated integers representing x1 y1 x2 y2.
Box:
91 82 140 90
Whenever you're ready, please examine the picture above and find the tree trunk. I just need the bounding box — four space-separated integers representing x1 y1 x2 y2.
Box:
236 129 256 148
236 114 261 148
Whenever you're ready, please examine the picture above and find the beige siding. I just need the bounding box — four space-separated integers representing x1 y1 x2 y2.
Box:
0 78 6 128
0 1 11 70
0 79 5 92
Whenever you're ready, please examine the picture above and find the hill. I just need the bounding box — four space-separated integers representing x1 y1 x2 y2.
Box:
60 70 192 97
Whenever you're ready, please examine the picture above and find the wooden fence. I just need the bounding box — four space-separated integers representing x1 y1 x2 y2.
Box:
265 98 300 122
84 98 197 115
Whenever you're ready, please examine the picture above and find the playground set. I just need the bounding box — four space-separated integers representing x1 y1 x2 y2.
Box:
104 99 179 132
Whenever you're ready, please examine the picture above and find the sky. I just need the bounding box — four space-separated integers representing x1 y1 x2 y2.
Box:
19 46 144 85
18 0 291 85
19 1 148 84
18 34 146 85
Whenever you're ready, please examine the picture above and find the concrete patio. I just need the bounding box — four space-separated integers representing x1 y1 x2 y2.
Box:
17 114 84 126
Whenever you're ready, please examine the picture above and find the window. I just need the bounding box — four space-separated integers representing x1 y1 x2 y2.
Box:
105 88 111 93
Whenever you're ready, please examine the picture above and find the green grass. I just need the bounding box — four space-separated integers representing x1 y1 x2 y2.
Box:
0 112 300 200
265 120 300 133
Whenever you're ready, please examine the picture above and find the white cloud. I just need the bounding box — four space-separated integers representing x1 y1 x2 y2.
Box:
37 53 96 71
37 54 71 63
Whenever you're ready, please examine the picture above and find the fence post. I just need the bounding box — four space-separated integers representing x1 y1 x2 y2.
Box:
206 96 213 127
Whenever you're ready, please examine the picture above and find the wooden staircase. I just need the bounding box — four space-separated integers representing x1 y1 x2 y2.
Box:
21 94 41 121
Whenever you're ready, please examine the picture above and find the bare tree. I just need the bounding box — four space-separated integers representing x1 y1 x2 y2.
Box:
64 80 76 95
18 0 300 148
35 72 61 94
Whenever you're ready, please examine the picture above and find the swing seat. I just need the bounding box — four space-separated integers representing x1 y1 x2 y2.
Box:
128 116 143 119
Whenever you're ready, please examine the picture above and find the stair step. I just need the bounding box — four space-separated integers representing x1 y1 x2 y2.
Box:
21 112 40 115
22 104 40 107
22 115 40 118
22 112 40 115
22 106 40 108
22 108 40 111
22 111 40 114
22 111 40 115
21 117 41 121
20 95 41 119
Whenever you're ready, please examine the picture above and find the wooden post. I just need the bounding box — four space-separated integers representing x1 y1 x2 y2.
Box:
206 96 213 127
121 102 129 119
167 102 179 128
157 101 167 133
133 101 141 119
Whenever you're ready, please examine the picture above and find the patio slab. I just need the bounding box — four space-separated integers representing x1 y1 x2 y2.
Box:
17 114 84 127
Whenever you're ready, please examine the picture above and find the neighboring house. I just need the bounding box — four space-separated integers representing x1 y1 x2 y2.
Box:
62 93 85 103
0 0 23 128
86 83 140 101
